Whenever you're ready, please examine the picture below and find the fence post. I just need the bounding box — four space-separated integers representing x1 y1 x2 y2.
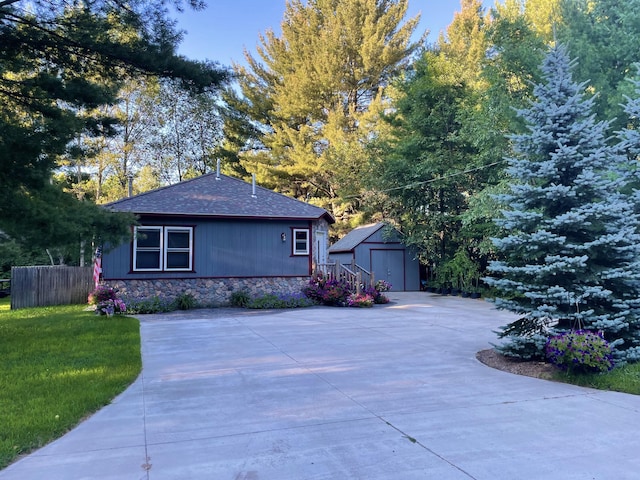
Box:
356 271 361 295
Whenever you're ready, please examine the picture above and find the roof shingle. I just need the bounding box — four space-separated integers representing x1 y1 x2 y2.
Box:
106 173 334 223
328 223 385 253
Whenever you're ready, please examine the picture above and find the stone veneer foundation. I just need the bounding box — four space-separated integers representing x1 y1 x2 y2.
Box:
107 277 311 307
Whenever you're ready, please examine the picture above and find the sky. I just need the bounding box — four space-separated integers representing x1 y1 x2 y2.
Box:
173 0 495 67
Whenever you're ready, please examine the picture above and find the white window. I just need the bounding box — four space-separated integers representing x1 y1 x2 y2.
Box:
133 226 193 271
164 227 193 271
293 229 309 255
134 226 162 271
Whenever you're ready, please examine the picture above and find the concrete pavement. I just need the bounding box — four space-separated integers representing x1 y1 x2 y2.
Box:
2 292 639 479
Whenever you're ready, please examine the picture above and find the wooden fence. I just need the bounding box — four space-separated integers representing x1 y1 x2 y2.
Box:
11 266 94 310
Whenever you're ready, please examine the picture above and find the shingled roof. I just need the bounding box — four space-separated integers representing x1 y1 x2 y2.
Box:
106 173 334 223
328 222 386 253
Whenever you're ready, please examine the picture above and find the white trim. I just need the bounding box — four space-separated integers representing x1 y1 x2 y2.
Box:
133 226 163 271
315 230 327 265
133 226 193 272
293 228 309 255
164 227 193 271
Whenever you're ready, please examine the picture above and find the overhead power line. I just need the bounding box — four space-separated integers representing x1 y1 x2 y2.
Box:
364 159 506 197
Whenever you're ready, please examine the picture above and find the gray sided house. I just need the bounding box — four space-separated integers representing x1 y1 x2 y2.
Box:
102 173 334 305
328 223 420 292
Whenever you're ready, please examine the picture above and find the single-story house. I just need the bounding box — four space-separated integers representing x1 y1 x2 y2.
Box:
102 172 334 305
328 222 420 291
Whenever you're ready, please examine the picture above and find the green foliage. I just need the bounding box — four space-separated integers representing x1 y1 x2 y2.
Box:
555 362 640 395
369 51 474 265
124 296 175 314
346 293 375 308
0 0 229 255
302 274 352 306
546 330 615 374
229 289 251 308
493 333 548 361
487 44 640 362
558 0 640 128
232 0 421 223
88 285 127 316
440 247 480 291
0 304 141 469
247 293 315 309
0 238 52 277
174 292 197 310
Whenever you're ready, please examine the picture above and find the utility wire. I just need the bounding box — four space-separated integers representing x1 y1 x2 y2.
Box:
360 159 506 197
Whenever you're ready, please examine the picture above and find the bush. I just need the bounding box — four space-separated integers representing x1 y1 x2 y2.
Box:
124 296 175 314
546 330 615 374
303 274 351 306
88 285 126 316
229 289 251 307
248 292 315 309
374 280 392 292
88 285 117 305
363 286 390 304
493 334 548 360
174 292 197 310
347 293 374 308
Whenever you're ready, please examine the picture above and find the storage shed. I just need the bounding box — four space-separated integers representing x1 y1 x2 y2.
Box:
328 222 420 291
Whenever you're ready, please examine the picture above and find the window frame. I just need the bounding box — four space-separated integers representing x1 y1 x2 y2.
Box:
292 228 310 256
133 226 163 272
133 225 194 272
164 227 193 271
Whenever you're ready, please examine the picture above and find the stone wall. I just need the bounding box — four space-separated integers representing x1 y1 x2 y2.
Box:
107 277 311 307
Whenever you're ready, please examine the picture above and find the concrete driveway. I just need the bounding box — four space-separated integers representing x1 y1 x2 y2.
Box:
2 292 639 479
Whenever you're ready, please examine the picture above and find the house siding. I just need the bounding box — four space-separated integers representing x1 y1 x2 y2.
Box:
103 217 322 280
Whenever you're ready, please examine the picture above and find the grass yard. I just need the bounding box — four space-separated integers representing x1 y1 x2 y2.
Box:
0 297 141 470
555 363 640 395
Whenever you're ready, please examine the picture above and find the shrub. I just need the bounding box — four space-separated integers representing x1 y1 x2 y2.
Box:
347 293 374 308
174 292 197 310
124 296 174 314
375 294 390 304
494 334 548 360
229 289 251 307
88 285 126 316
303 274 351 306
374 280 392 292
95 298 127 316
88 285 117 305
546 330 615 374
363 285 390 305
248 292 315 309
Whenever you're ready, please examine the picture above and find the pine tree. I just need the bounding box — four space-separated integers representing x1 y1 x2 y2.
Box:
486 44 640 363
232 0 420 222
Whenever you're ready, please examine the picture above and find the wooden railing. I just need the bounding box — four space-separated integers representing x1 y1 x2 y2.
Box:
315 260 374 294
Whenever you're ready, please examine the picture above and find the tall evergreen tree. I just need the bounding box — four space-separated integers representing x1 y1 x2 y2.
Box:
558 0 640 128
232 0 421 223
367 51 476 264
486 44 640 363
0 0 229 252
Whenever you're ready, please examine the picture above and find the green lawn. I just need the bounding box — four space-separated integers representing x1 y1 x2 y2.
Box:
0 297 141 469
554 363 640 395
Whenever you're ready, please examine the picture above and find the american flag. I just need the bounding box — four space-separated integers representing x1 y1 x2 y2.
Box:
93 247 102 288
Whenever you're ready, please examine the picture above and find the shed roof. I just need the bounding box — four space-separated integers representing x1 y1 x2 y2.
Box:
106 173 334 223
329 222 386 253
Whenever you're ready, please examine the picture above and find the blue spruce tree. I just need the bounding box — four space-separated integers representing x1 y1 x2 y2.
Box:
486 44 640 363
